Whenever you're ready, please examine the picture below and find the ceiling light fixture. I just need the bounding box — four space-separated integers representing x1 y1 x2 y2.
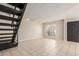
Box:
26 18 30 21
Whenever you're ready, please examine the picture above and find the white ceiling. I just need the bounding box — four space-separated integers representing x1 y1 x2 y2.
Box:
23 3 79 23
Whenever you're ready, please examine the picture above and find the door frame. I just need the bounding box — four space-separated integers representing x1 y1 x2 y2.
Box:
64 17 79 41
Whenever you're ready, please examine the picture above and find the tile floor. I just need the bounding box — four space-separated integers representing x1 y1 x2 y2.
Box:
0 38 79 56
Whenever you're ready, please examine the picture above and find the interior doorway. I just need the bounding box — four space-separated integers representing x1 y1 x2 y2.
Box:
67 21 79 42
43 20 64 40
46 24 56 39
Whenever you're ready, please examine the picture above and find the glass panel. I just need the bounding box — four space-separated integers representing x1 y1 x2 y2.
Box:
47 24 56 39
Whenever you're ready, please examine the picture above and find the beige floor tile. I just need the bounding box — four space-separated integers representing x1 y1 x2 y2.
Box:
0 38 79 56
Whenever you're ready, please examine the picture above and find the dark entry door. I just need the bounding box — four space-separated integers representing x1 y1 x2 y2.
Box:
67 21 79 42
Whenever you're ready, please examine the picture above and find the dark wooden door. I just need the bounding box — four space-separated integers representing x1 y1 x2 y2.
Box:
67 21 79 42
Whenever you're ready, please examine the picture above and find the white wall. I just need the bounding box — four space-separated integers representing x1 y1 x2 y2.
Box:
18 20 42 41
56 20 64 40
18 4 43 41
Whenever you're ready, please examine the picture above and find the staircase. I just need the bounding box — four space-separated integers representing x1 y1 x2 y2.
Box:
0 3 27 50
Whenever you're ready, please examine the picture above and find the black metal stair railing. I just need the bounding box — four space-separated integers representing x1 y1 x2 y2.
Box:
0 3 27 50
11 5 19 44
12 4 27 43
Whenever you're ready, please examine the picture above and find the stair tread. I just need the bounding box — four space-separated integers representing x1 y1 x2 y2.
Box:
0 28 15 31
0 15 19 22
0 23 17 26
0 39 12 42
0 36 12 39
0 33 13 35
0 4 22 15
